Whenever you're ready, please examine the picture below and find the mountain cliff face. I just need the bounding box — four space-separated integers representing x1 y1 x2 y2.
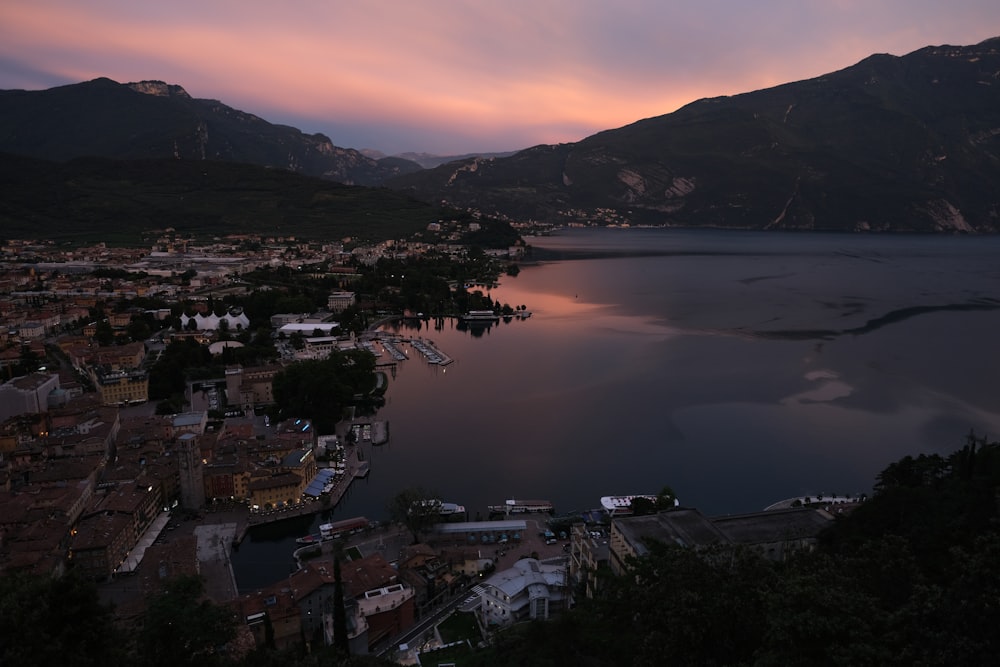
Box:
388 38 1000 232
0 78 420 185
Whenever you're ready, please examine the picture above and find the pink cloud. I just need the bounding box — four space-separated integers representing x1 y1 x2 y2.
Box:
2 1 999 153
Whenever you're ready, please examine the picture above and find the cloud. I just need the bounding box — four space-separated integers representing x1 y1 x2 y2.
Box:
2 0 999 153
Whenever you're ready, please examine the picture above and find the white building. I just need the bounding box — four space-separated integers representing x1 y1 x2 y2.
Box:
479 558 569 628
179 309 250 331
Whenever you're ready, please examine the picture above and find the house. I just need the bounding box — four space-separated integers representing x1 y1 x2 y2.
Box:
478 558 570 628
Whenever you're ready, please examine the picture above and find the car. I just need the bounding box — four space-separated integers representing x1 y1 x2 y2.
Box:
545 538 557 545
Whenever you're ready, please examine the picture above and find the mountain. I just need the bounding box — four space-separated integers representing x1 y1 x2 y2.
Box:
0 152 448 245
0 78 422 185
387 38 1000 233
361 149 519 169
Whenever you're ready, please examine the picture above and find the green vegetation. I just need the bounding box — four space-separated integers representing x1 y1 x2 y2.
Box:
0 153 514 246
437 611 482 645
140 575 238 667
0 569 123 666
270 349 378 433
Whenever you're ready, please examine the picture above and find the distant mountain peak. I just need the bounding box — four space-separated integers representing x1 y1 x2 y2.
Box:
126 80 191 98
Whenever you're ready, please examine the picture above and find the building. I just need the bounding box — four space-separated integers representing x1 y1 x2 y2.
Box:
478 558 570 628
235 587 303 651
711 507 837 561
568 523 610 599
278 322 339 337
247 472 303 510
70 511 134 580
84 342 149 406
91 368 149 406
327 291 356 313
177 432 206 510
171 411 207 436
0 372 60 422
178 309 250 331
225 364 281 412
608 507 834 575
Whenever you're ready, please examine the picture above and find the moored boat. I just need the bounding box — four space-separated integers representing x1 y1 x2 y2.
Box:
459 309 500 321
487 498 554 514
600 494 661 516
318 516 370 540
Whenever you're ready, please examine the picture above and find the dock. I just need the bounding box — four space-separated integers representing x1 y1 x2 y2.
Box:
409 337 454 366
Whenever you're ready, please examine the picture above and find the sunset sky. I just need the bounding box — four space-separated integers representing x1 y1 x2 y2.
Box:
1 1 998 155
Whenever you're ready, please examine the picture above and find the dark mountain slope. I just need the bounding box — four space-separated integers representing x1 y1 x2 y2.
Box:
388 38 1000 232
0 78 421 185
0 152 445 245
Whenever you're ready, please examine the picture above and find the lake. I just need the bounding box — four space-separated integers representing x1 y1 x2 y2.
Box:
231 228 1000 589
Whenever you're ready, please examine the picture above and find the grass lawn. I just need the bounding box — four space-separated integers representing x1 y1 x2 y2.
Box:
437 611 482 645
416 640 472 665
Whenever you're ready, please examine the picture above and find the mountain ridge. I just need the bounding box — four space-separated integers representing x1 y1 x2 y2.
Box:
3 37 999 232
386 37 1000 232
0 77 423 186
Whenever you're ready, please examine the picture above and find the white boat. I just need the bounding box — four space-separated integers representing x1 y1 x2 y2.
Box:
600 494 660 516
412 499 466 517
487 498 553 514
460 310 499 321
438 502 466 516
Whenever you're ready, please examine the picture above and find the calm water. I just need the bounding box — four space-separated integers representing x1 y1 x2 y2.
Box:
232 228 1000 589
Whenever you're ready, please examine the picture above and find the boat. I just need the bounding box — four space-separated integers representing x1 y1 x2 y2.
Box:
487 499 554 514
296 533 321 545
411 499 466 517
600 494 662 516
438 501 466 516
459 310 500 321
318 516 370 540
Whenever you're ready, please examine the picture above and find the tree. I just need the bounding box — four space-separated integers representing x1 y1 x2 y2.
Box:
271 350 376 433
0 571 125 667
332 556 349 653
137 575 237 667
655 485 678 510
387 486 439 543
94 319 115 346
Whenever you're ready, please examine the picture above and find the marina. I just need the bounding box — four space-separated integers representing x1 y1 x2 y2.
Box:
409 338 454 366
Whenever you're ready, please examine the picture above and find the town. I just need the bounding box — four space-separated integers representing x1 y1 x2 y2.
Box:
0 228 858 664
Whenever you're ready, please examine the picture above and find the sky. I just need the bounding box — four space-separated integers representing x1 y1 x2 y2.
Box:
1 1 999 156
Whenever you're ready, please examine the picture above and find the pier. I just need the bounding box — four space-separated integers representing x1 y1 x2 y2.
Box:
408 337 453 366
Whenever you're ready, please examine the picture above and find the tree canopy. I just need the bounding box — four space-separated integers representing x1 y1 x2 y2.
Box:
271 349 377 434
